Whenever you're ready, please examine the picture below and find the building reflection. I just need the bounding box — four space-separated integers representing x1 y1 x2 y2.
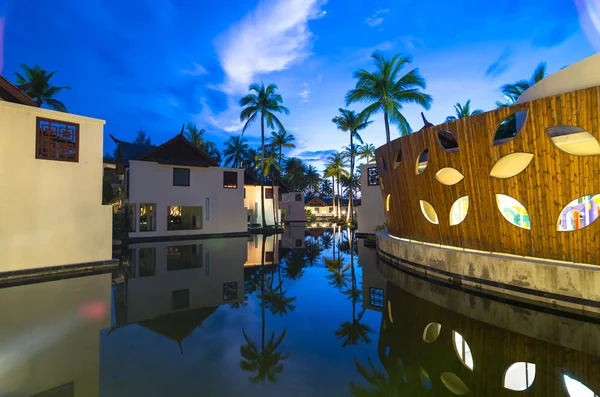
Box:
281 224 307 249
111 237 247 352
0 273 111 396
353 271 600 396
359 238 386 313
246 233 280 267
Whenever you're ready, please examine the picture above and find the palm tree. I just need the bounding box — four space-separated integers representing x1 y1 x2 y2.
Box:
223 136 249 168
133 129 152 145
357 143 376 164
346 53 432 142
324 153 349 219
14 64 70 111
282 249 306 281
202 140 221 165
284 157 306 192
184 123 205 147
445 99 484 122
269 129 296 168
333 109 372 222
304 165 321 195
350 357 411 396
240 83 290 228
244 148 259 171
325 258 351 290
320 179 333 198
499 62 547 104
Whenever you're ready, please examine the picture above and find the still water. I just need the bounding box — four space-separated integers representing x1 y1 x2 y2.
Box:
0 226 599 396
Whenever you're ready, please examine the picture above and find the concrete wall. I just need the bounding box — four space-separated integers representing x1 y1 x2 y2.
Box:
125 238 246 323
377 233 600 314
0 101 113 272
0 273 111 396
128 161 246 238
357 163 386 234
243 185 279 225
280 192 306 222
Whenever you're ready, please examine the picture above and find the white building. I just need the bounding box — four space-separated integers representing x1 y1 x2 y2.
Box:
0 76 113 273
281 224 307 249
113 134 247 240
357 163 386 235
245 233 280 267
243 171 281 226
280 191 306 223
305 197 335 218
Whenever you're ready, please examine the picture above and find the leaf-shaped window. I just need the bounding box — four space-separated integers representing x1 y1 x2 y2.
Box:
503 362 536 391
438 130 459 152
416 149 428 175
564 374 598 397
380 156 387 172
557 194 600 231
395 149 402 169
436 168 464 185
423 322 441 343
496 194 530 229
493 110 528 146
490 153 534 179
440 372 469 395
548 125 600 156
386 194 391 212
450 196 469 226
452 331 474 370
420 200 439 224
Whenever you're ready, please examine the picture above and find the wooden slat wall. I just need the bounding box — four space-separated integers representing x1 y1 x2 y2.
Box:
375 86 600 265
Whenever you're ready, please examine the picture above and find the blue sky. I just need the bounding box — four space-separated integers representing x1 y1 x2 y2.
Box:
1 0 598 168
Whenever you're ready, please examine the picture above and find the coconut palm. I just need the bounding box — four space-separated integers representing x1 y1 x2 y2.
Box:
324 153 349 219
240 82 290 228
357 143 376 164
244 148 259 171
325 258 351 290
350 357 412 396
14 64 70 111
304 165 321 195
269 129 296 168
332 108 371 222
202 140 221 165
499 62 547 104
346 53 432 142
284 157 306 192
282 250 306 281
184 123 205 147
445 99 484 122
320 179 333 198
224 136 249 168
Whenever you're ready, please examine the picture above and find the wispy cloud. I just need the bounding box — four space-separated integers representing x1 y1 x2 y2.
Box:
296 149 337 162
216 0 327 94
182 61 208 76
485 49 512 78
365 9 389 27
299 82 310 103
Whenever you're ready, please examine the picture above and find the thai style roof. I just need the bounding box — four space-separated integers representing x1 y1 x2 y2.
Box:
306 197 328 207
0 76 37 107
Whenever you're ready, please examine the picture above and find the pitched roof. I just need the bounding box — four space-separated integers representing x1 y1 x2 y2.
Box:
0 76 37 107
110 134 155 168
306 197 328 207
137 134 219 167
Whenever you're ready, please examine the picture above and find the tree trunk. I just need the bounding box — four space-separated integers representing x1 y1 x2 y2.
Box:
260 114 267 228
337 179 341 220
260 234 266 351
272 177 278 225
331 176 335 218
384 111 391 143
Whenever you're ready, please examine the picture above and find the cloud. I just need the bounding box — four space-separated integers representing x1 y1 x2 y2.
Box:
295 149 337 162
365 9 389 27
485 49 512 78
299 82 310 103
182 61 208 76
215 0 327 94
532 23 577 47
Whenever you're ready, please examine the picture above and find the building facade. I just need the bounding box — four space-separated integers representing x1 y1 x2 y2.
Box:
357 163 386 235
0 83 113 273
280 192 306 223
243 175 280 226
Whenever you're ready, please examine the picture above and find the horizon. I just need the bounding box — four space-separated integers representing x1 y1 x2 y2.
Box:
1 0 599 171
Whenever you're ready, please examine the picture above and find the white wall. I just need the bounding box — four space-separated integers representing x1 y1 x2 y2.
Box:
125 238 246 323
357 163 386 234
280 192 306 222
0 102 113 272
0 273 111 396
246 234 279 266
306 205 335 217
128 161 246 238
282 224 306 249
243 185 279 226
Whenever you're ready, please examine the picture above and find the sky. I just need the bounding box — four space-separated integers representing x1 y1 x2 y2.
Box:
1 0 599 169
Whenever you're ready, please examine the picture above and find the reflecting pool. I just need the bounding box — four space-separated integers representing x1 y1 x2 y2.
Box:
1 225 599 396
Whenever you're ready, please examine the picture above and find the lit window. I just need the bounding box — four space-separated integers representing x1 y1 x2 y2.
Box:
367 167 380 186
416 149 428 175
496 194 530 229
452 331 473 370
420 200 439 224
503 362 536 391
139 203 156 232
557 194 600 231
450 196 469 226
167 206 203 230
564 375 598 397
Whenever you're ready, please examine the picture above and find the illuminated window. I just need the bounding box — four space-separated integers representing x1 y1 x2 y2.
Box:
503 362 536 391
564 375 598 397
450 196 469 226
367 167 380 186
557 194 600 231
493 110 528 145
386 194 391 212
452 331 473 370
416 149 428 174
139 203 156 232
435 167 464 186
420 200 439 224
496 194 530 229
369 287 384 308
547 125 600 156
167 206 203 230
490 153 534 179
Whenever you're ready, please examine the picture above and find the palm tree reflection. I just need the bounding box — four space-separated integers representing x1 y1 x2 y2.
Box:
350 357 412 396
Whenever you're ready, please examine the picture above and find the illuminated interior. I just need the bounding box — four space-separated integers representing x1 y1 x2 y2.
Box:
416 149 428 175
420 200 439 224
496 194 530 229
452 331 473 370
386 194 391 212
547 125 600 156
489 152 534 179
557 194 600 231
435 167 464 185
564 375 598 397
450 196 469 226
503 362 536 391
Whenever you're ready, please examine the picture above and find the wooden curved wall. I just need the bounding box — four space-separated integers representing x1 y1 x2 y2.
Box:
375 86 600 265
